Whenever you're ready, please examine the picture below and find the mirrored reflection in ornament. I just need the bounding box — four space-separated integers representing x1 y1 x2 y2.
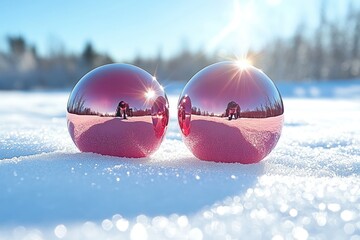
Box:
177 61 284 164
67 63 169 158
178 95 191 136
151 96 169 138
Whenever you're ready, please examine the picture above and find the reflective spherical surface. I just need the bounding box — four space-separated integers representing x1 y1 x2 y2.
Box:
67 64 169 158
178 61 284 164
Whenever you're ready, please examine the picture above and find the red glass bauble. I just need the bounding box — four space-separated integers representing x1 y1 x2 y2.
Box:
177 61 284 164
67 64 169 158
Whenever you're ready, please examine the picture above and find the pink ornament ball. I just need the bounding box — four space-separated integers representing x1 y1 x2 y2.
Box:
67 64 169 158
177 61 284 164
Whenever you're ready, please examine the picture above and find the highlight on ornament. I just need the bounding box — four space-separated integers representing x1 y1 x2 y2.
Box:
177 61 284 164
67 63 169 158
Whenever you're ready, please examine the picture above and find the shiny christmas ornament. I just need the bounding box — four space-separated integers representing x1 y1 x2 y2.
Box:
67 64 169 158
177 61 284 164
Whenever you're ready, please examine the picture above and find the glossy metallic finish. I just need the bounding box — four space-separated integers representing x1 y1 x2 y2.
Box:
177 61 284 164
67 63 169 158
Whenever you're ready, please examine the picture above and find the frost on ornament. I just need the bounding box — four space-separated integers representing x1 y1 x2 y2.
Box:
67 63 169 158
177 61 284 164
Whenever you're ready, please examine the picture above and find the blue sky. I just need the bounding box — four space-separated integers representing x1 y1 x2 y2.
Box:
0 0 353 61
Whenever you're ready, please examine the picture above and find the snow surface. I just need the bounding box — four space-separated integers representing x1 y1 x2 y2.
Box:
0 81 360 240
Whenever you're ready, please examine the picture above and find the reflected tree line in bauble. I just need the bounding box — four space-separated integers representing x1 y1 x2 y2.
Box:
67 94 152 118
189 97 283 119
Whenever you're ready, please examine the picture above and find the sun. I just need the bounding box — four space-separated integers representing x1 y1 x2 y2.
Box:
145 89 155 99
235 58 253 69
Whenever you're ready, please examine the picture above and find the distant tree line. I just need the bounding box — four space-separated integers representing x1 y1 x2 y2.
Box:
0 38 113 89
0 3 359 90
257 2 360 81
